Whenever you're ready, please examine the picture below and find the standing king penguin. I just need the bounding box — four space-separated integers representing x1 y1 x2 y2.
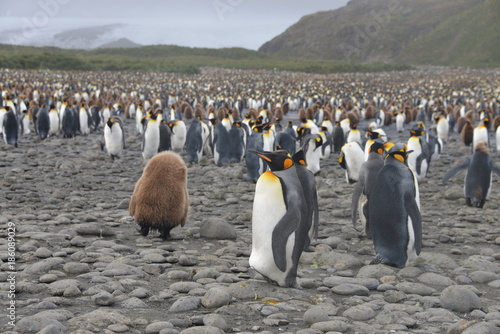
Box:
103 116 126 160
368 143 422 268
249 149 309 288
292 149 319 251
2 107 18 147
351 142 386 237
442 141 500 208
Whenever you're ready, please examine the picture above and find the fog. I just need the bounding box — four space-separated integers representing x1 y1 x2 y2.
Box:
0 0 348 50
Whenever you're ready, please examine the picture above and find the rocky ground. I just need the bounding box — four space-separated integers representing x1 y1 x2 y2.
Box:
0 108 499 334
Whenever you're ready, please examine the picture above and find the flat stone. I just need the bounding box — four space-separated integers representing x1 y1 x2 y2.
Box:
331 283 369 296
342 305 376 321
396 282 436 296
169 296 201 313
440 285 481 312
199 218 237 240
145 321 174 334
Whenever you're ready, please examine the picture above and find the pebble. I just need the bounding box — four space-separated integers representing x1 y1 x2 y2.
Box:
145 321 174 333
440 285 482 312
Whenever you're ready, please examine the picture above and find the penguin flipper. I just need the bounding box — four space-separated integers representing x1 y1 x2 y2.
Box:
490 160 500 177
119 120 126 149
405 191 422 254
415 153 426 175
442 158 470 183
271 207 301 272
312 190 319 240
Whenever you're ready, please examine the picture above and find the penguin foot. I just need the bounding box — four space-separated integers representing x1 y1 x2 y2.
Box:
136 222 150 236
370 254 399 268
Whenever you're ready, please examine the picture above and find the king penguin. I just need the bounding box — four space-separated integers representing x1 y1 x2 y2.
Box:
213 120 231 166
245 125 265 182
49 105 60 136
142 113 160 160
407 127 430 179
292 149 319 251
186 117 204 163
2 107 18 147
338 141 365 183
442 141 500 208
351 142 385 237
36 106 50 140
103 116 126 160
368 143 422 268
472 117 490 151
303 134 323 175
228 122 245 163
248 149 309 288
169 120 187 152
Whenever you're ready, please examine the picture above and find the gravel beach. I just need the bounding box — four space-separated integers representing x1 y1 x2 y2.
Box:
1 68 499 334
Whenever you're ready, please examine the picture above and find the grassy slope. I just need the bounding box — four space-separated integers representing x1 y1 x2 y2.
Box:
0 43 410 74
258 0 498 67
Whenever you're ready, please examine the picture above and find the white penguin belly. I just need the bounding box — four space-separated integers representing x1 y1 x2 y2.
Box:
49 112 59 135
143 125 159 159
250 172 291 286
496 127 500 153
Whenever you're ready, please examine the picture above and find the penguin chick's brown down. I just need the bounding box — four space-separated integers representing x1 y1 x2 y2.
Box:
129 152 189 239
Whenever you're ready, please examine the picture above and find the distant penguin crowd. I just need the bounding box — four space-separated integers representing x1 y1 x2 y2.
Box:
2 67 500 287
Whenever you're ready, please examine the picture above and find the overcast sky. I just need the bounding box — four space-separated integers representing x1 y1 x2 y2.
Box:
0 0 349 49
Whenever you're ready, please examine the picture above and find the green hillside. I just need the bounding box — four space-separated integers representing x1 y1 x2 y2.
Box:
0 43 409 74
259 0 499 67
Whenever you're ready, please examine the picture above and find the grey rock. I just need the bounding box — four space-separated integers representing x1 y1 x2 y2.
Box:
303 306 333 325
169 296 201 312
418 272 456 286
145 321 174 334
170 282 203 293
417 252 459 270
39 274 58 283
462 322 499 334
357 264 396 278
395 282 436 296
179 327 224 334
74 223 115 237
117 198 130 209
201 287 232 308
202 314 228 331
440 285 481 312
331 283 369 296
178 255 199 266
462 255 500 273
63 262 90 275
92 291 116 306
199 218 237 240
48 279 81 296
37 324 66 334
342 305 376 321
23 257 65 274
107 324 130 333
15 317 66 333
323 276 379 290
34 247 53 258
121 297 148 308
310 320 350 332
468 270 499 283
67 310 132 328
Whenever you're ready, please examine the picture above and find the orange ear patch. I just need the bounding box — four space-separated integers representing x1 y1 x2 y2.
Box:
284 158 293 169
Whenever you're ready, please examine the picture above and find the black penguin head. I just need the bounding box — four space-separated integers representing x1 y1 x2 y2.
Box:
249 149 294 171
409 129 424 137
292 149 307 166
386 143 413 164
106 117 115 128
368 142 386 156
367 130 381 140
313 135 323 149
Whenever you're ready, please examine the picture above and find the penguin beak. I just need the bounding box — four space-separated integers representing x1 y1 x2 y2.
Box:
248 149 272 162
406 150 414 156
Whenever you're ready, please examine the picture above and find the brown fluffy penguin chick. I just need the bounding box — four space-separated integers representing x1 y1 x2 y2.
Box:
460 120 474 146
129 152 189 239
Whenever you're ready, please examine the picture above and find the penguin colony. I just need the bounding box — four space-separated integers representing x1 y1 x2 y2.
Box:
2 68 500 287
